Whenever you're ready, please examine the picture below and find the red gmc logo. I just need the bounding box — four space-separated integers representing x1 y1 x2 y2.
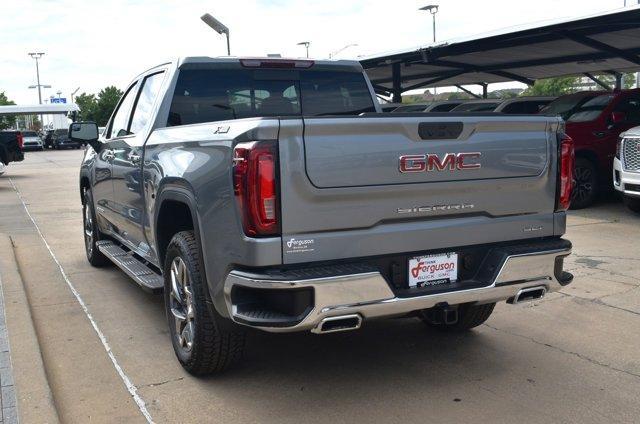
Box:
399 152 482 173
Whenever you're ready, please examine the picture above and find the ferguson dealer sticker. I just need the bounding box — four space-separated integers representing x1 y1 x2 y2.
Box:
285 238 315 254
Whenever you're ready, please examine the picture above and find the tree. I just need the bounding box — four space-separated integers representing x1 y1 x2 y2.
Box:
75 93 97 122
94 86 123 126
0 91 16 130
522 77 579 96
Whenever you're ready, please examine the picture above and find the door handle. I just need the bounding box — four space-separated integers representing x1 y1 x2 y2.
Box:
129 153 141 165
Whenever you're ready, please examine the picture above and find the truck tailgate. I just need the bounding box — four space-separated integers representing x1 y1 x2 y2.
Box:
278 115 561 264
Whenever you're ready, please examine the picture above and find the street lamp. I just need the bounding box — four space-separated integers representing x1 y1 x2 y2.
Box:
419 5 439 43
200 13 231 55
297 41 311 58
329 43 358 59
28 52 48 104
71 87 80 103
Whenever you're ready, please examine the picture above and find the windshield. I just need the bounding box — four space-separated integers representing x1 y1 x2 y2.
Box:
23 131 38 137
54 129 67 135
567 94 614 123
541 93 600 120
168 67 376 126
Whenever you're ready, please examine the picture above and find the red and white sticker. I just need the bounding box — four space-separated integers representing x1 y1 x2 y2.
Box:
408 252 458 287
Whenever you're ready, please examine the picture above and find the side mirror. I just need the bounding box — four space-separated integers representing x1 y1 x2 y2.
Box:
69 122 100 150
611 111 626 125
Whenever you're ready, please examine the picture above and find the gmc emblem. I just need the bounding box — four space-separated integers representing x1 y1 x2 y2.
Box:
399 152 482 173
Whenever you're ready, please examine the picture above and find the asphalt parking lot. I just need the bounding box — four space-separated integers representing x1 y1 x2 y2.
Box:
0 149 639 423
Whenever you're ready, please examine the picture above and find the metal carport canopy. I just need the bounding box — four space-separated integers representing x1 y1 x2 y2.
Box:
360 6 640 100
0 104 79 115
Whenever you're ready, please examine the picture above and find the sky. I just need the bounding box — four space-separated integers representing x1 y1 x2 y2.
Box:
0 0 635 104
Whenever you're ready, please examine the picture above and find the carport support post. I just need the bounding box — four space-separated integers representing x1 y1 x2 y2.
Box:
392 63 402 103
481 83 488 99
615 72 623 90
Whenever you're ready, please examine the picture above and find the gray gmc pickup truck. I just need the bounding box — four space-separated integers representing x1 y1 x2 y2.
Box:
71 57 575 375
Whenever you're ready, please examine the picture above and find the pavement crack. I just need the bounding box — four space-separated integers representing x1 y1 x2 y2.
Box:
484 324 640 379
138 377 185 388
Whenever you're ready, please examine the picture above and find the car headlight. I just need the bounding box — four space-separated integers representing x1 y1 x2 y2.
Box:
616 137 623 159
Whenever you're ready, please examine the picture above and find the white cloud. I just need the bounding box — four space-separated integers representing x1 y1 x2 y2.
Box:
0 0 628 104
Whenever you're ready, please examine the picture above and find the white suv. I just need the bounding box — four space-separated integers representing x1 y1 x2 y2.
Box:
613 128 640 213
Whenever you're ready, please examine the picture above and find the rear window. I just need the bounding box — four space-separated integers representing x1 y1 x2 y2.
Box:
567 94 615 123
168 67 376 126
22 131 38 137
451 102 500 112
501 100 551 114
542 93 600 120
54 129 67 135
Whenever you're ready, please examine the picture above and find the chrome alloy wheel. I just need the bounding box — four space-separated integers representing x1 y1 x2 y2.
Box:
83 199 94 256
169 257 195 352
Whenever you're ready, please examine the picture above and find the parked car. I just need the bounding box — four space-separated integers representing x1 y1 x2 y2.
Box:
0 130 25 166
494 96 556 114
449 99 502 112
549 89 640 209
21 130 43 150
52 128 81 149
72 57 573 375
540 91 602 120
613 126 640 213
423 100 467 112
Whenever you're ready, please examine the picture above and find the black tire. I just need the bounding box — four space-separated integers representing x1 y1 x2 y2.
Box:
420 302 495 332
570 158 598 209
624 196 640 213
82 188 110 267
164 231 245 375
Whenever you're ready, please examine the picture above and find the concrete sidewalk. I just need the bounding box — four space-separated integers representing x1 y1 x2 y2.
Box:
0 270 18 424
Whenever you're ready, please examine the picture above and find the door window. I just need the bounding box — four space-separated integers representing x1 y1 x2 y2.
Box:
108 81 140 139
130 72 165 134
614 96 640 125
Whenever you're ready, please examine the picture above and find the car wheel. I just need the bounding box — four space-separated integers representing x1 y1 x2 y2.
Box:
82 188 110 267
419 302 495 332
624 196 640 213
570 158 598 210
164 231 245 375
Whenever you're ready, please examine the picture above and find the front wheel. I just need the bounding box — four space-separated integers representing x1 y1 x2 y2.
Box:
420 302 495 332
164 231 245 375
570 158 598 209
624 196 640 213
82 188 110 266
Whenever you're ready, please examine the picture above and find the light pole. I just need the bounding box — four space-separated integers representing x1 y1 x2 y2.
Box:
297 41 311 58
329 43 358 59
419 5 439 43
71 87 80 103
201 13 231 55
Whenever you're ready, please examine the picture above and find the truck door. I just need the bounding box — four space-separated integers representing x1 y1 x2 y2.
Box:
93 80 140 234
111 71 165 259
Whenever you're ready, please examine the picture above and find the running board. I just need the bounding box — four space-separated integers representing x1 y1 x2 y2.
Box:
96 240 164 294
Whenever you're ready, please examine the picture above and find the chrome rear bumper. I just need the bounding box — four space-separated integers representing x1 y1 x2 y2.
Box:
224 245 571 333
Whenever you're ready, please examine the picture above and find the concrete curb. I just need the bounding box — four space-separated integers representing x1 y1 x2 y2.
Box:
0 234 60 424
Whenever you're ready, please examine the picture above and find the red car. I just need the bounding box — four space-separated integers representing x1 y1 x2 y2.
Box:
542 89 640 208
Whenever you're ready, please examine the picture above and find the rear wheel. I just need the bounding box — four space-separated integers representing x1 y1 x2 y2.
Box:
82 188 110 267
164 231 245 375
571 158 598 209
624 196 640 213
420 302 495 332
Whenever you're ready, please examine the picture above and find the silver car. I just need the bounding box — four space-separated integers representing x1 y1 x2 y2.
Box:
21 131 43 150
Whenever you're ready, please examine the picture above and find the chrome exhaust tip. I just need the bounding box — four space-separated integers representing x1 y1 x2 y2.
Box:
508 286 547 304
312 314 362 334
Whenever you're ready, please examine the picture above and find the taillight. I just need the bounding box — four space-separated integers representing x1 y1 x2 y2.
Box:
233 141 280 236
556 133 575 212
17 133 24 149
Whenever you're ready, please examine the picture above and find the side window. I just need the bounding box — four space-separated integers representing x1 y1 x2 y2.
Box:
614 97 640 125
108 81 140 139
130 72 165 134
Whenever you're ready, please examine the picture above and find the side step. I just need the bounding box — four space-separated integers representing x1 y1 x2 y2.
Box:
96 241 164 294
